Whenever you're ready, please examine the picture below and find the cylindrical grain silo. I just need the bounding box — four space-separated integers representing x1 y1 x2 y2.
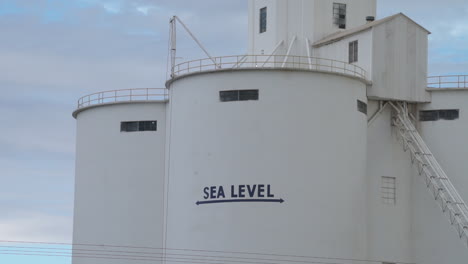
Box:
414 89 468 264
72 89 167 264
164 68 369 260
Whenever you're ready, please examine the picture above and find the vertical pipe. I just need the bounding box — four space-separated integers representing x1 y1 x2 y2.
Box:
301 0 304 56
305 38 312 70
170 17 177 77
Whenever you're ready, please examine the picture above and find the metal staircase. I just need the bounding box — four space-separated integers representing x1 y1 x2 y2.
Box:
390 102 468 247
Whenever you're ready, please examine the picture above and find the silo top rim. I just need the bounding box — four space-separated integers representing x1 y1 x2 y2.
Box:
168 54 369 86
72 88 168 118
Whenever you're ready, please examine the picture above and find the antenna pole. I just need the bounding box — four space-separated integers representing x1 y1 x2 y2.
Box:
170 16 177 77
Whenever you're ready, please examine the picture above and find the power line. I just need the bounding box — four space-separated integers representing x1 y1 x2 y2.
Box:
0 252 158 262
0 240 414 264
0 248 364 264
0 251 400 264
0 245 404 264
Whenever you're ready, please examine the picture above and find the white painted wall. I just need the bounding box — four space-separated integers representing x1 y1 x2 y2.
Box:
366 100 414 263
165 70 369 261
73 102 166 264
314 14 430 102
412 90 468 264
248 0 280 56
370 15 430 102
313 29 373 79
366 91 468 263
313 0 376 41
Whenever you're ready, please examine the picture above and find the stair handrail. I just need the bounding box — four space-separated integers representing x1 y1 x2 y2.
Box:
390 102 468 247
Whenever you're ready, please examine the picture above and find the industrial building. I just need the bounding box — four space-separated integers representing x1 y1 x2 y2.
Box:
72 1 468 263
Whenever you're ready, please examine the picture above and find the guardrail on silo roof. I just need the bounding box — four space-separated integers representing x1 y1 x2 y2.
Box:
76 88 169 109
428 75 468 89
171 55 368 80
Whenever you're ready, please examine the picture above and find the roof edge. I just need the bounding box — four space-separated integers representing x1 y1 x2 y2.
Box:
313 13 431 48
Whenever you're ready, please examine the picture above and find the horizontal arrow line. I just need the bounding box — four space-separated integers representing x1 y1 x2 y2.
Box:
196 199 284 205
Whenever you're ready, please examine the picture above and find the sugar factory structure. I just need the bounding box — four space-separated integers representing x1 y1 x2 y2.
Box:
71 0 468 263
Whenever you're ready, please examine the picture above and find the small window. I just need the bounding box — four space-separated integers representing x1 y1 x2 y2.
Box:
349 40 358 63
357 100 367 115
121 121 138 132
220 90 259 102
239 90 259 101
333 3 346 29
420 109 459 122
382 177 396 205
260 7 267 33
121 121 157 132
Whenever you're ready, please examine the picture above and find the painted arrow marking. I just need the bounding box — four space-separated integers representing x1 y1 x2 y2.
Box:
196 199 285 205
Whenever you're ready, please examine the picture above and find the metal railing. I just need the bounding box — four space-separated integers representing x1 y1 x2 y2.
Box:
428 75 468 89
171 55 368 80
77 88 169 109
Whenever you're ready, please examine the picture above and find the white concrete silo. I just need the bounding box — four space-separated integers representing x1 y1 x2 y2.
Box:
164 68 370 259
72 89 168 264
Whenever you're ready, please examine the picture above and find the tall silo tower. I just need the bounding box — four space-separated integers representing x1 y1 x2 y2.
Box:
248 0 376 56
164 0 374 261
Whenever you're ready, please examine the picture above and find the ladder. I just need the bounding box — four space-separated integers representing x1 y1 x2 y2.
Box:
390 102 468 247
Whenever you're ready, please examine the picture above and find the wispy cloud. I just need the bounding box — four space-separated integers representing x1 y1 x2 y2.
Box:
0 212 72 243
136 5 156 15
449 21 468 38
101 1 122 14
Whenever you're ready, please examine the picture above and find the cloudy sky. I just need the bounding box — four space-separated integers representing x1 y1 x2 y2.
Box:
0 0 467 263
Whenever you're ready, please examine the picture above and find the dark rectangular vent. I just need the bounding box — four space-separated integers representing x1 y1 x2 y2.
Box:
220 90 259 102
121 121 157 132
260 7 267 33
420 110 459 122
357 100 367 115
381 177 396 205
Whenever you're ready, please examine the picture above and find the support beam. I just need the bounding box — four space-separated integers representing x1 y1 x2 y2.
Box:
261 40 284 67
305 38 313 70
282 36 297 68
368 102 388 126
232 55 248 69
173 16 218 68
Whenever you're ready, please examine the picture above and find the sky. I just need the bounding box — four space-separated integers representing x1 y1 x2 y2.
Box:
0 0 467 263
